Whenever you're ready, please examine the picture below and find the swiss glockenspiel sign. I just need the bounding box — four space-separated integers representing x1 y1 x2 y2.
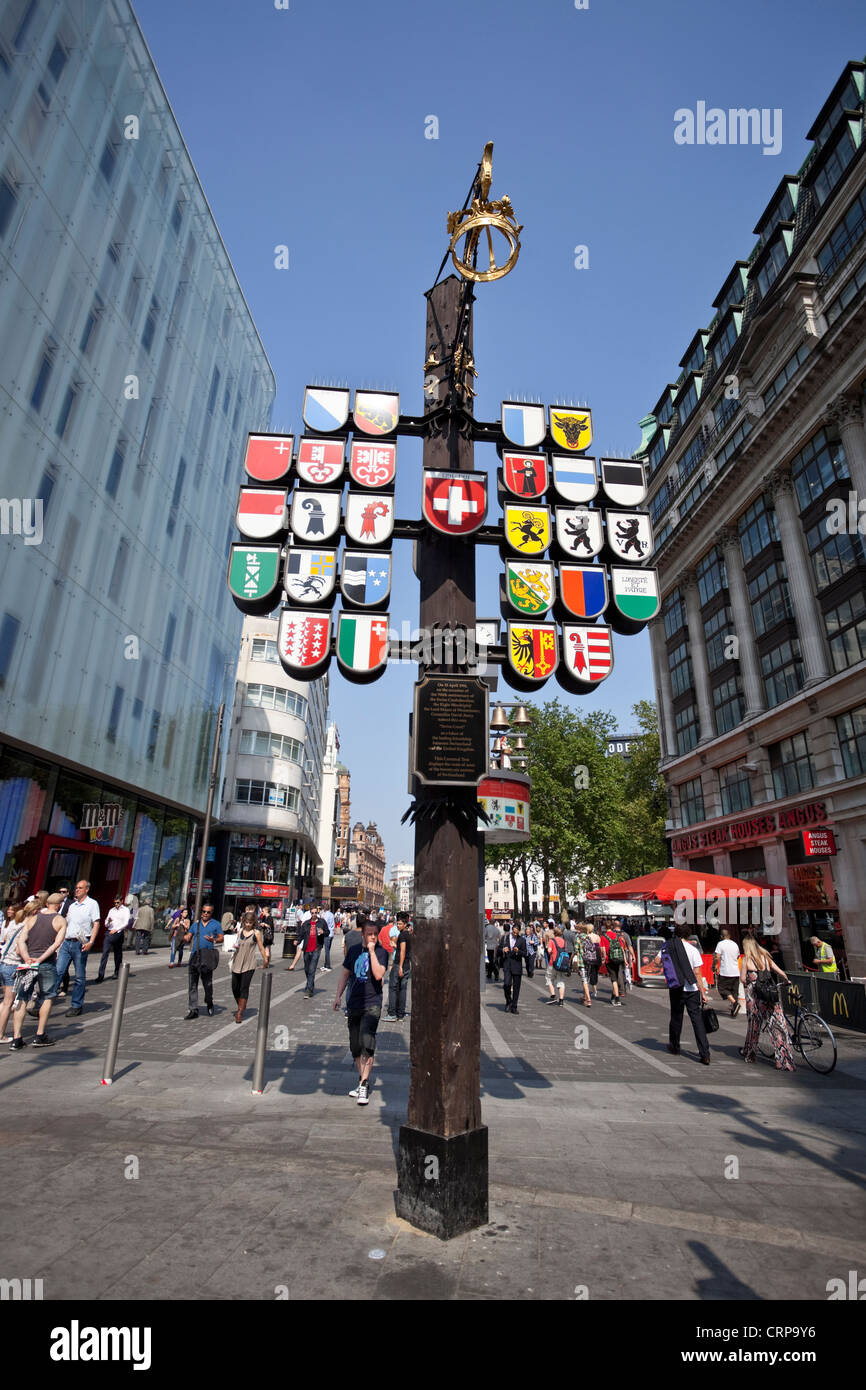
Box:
228 393 656 691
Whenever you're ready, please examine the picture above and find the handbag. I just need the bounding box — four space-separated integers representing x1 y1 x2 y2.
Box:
701 1003 720 1034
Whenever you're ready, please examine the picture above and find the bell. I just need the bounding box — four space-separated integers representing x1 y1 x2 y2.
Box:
510 704 531 726
490 703 510 730
513 737 526 750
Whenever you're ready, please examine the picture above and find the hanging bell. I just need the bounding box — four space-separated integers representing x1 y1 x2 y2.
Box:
490 703 510 730
510 704 531 726
513 737 526 751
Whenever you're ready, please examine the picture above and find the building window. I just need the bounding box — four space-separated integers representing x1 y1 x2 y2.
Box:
769 731 814 798
105 441 125 498
647 432 668 477
206 365 220 416
29 340 55 412
108 537 129 601
79 292 104 355
37 463 57 515
713 393 740 433
166 456 186 538
712 674 744 734
669 640 693 699
715 270 747 319
826 259 866 326
0 173 19 239
675 704 700 756
715 416 752 471
239 729 303 763
680 475 708 517
817 184 866 280
141 296 159 352
704 604 734 672
678 776 705 827
251 638 279 664
697 549 727 609
708 311 740 366
825 590 866 672
106 685 123 744
676 433 707 485
676 378 699 423
123 267 143 326
753 235 789 300
810 127 857 208
0 612 21 690
99 128 121 184
811 75 862 151
792 429 849 511
662 590 686 641
13 0 38 51
738 495 779 564
748 560 793 636
836 704 866 779
164 613 176 663
805 523 866 593
171 196 183 235
56 381 79 439
761 637 804 708
719 762 753 815
234 779 299 811
244 684 308 719
146 711 161 762
763 340 811 407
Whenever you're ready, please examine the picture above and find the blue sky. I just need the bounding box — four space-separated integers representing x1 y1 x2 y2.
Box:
134 0 864 866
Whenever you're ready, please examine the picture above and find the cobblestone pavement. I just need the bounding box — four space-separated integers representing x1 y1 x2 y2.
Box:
2 949 864 1301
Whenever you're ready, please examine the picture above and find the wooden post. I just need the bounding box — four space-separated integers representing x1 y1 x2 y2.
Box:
395 275 488 1238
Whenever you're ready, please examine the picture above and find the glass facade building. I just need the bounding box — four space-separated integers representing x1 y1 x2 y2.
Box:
0 0 275 917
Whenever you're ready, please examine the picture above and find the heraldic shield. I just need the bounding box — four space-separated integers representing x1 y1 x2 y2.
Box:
503 503 551 556
302 386 350 433
557 624 614 693
554 506 603 558
349 440 396 488
505 622 558 689
244 433 294 484
558 564 608 620
550 408 593 453
502 452 549 500
353 391 400 436
551 454 597 504
236 486 288 541
290 489 342 543
228 543 282 616
600 458 647 507
344 493 395 547
501 401 546 449
607 566 660 635
277 609 331 679
504 560 554 615
283 549 337 606
336 612 390 683
423 471 487 536
340 551 392 607
296 437 345 486
606 510 653 563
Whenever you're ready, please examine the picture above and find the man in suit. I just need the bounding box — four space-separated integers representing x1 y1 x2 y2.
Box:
499 922 527 1015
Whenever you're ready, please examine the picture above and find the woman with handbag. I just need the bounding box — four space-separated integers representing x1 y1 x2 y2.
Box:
655 923 712 1066
230 907 269 1023
739 935 795 1071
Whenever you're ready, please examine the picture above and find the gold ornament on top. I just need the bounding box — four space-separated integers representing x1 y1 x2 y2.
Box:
447 142 522 283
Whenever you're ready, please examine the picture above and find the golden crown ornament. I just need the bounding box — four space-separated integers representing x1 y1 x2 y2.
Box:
447 142 522 283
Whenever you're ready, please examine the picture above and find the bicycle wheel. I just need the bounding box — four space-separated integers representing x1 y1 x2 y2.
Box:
795 1011 837 1075
757 1019 775 1060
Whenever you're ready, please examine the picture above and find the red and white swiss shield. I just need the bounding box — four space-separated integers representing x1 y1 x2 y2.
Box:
422 470 487 536
277 610 331 673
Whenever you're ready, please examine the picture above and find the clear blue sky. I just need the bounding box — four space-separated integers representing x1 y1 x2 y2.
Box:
134 0 864 865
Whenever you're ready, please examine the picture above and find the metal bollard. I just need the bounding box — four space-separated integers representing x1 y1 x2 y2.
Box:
251 968 273 1095
100 960 131 1085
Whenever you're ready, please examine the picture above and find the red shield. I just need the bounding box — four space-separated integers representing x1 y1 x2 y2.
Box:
244 434 294 483
422 471 487 535
502 452 548 500
350 441 397 488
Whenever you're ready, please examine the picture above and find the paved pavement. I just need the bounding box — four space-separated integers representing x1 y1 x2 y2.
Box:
2 948 865 1301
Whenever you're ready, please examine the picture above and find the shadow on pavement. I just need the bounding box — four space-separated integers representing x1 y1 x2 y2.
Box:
688 1240 763 1300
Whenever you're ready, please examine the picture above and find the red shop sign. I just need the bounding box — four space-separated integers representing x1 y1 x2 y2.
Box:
803 828 837 857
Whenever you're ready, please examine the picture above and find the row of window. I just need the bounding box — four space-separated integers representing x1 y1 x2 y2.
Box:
238 729 304 764
244 682 308 719
676 702 866 825
233 780 300 811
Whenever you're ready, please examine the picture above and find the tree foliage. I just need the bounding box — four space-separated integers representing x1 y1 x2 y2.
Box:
484 697 667 915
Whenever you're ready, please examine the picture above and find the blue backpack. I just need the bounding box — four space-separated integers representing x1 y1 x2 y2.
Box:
660 944 680 988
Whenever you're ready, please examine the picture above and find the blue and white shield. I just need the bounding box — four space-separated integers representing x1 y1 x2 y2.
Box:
303 386 350 433
340 551 392 606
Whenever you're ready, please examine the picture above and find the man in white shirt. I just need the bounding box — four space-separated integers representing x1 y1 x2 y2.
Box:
97 897 129 982
53 879 100 1017
321 906 336 971
714 927 742 1015
656 924 711 1065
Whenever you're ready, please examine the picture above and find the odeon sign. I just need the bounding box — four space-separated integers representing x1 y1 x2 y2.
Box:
672 800 827 855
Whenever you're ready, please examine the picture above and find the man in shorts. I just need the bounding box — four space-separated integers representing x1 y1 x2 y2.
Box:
334 916 388 1105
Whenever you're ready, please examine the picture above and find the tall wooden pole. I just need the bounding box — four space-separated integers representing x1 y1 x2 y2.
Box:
395 275 488 1237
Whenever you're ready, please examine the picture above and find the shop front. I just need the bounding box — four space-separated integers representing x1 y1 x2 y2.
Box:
211 831 319 920
671 797 849 976
0 744 196 936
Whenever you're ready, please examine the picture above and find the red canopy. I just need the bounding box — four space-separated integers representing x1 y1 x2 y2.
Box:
586 868 786 902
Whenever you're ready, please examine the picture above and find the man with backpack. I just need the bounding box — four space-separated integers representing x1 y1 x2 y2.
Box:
655 922 711 1065
601 919 629 1007
544 926 571 1007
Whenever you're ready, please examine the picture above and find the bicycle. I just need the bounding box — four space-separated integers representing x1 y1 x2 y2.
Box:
756 984 837 1074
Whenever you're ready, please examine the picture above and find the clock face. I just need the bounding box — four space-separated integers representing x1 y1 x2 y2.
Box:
475 621 499 647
